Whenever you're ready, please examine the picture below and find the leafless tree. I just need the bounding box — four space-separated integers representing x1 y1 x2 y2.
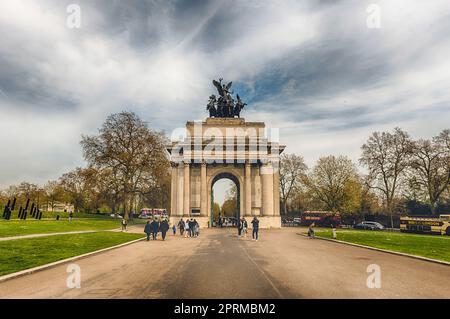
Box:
279 153 307 214
409 130 450 214
360 127 413 227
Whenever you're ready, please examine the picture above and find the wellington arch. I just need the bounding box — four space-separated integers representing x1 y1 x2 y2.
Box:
167 79 285 228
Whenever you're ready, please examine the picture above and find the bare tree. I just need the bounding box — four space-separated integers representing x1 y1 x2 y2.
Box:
409 130 450 214
279 153 307 214
43 180 65 211
360 127 413 227
306 155 359 212
81 111 169 219
60 167 98 213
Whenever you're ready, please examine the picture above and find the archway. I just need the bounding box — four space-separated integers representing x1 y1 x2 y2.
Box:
210 172 240 227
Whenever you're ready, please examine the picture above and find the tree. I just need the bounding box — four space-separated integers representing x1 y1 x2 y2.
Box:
43 180 65 211
409 130 450 214
80 111 169 219
360 127 413 227
306 155 360 212
60 167 98 213
279 153 307 214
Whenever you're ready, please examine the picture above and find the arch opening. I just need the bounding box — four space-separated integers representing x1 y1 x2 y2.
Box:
211 172 240 227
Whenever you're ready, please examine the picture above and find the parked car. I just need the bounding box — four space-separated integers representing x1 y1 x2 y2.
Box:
354 221 385 230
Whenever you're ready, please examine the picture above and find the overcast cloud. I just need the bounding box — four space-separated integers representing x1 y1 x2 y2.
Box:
1 0 450 188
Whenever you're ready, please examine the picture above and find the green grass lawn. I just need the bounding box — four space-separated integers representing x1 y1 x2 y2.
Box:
0 232 144 276
315 229 450 262
0 219 125 237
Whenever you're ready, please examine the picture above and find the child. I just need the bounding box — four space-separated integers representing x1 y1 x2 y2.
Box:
172 223 177 235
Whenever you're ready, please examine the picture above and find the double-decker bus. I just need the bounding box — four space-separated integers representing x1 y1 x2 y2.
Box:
400 215 450 235
139 208 168 219
300 211 341 227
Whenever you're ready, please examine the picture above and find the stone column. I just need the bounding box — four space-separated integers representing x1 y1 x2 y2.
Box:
273 163 280 216
183 162 190 216
170 164 177 216
177 164 184 216
200 162 207 216
261 162 274 216
245 161 252 216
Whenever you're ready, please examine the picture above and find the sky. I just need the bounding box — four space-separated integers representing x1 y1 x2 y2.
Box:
1 0 450 189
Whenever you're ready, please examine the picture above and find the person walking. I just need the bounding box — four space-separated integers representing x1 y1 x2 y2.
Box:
178 218 185 236
251 216 259 241
160 218 169 241
184 219 190 238
68 211 73 222
151 218 159 240
188 218 194 238
242 218 248 238
193 219 199 237
121 218 128 232
144 220 152 241
172 223 177 235
237 218 242 237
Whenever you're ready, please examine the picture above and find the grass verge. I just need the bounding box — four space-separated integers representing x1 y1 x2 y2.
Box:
0 231 144 276
0 219 125 237
315 229 450 263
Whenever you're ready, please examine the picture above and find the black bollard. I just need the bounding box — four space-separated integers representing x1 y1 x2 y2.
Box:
11 197 16 211
6 207 12 220
2 199 10 218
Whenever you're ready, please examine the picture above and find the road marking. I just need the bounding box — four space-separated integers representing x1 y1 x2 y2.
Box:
238 241 284 298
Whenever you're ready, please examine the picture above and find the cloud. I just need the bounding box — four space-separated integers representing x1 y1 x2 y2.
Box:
0 0 449 187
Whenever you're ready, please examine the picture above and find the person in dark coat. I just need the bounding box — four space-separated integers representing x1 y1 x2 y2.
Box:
251 216 260 241
144 221 152 241
178 218 185 236
237 218 242 236
160 219 169 240
188 218 194 237
151 218 159 240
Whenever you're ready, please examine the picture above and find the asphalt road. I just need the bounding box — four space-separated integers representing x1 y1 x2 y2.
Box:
0 227 449 298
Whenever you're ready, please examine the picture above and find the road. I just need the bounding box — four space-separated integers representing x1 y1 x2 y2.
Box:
0 227 449 298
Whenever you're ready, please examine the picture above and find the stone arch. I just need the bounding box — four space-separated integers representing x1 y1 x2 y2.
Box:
207 167 244 225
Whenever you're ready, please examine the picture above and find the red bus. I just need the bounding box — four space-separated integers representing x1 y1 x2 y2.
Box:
300 211 341 227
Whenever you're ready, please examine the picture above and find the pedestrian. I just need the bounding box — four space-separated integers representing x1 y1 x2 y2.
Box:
178 218 185 236
172 223 177 235
237 218 242 236
188 218 194 237
308 223 315 239
68 211 73 222
184 220 190 238
144 220 152 241
242 218 248 238
331 224 337 239
251 216 259 241
121 218 128 232
193 219 199 237
160 218 169 240
151 218 159 240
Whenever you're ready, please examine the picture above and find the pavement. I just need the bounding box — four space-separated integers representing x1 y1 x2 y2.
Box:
0 227 449 298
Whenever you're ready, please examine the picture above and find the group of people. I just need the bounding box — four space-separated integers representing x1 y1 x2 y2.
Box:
144 218 170 241
142 215 261 241
177 218 200 238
